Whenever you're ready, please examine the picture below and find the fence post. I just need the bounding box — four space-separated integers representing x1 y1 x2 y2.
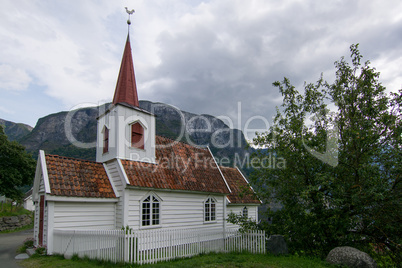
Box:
223 228 226 252
124 230 128 263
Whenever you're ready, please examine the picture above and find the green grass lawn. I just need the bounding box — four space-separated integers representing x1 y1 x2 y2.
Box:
20 252 337 268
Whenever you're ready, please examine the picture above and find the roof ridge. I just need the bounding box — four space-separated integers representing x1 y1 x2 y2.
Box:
155 135 208 151
219 165 236 169
45 153 100 164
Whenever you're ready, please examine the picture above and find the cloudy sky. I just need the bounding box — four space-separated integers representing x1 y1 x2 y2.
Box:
1 0 401 140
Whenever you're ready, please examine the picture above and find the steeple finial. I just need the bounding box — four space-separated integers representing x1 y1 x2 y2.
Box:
125 7 135 25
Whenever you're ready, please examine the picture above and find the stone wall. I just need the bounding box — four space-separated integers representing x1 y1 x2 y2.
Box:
0 214 32 231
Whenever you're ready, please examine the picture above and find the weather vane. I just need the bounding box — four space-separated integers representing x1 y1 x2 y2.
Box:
125 7 135 25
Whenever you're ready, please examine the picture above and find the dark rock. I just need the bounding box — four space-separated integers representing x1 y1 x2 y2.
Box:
19 214 32 225
326 246 377 268
19 214 28 221
266 235 288 255
0 214 32 231
3 216 19 224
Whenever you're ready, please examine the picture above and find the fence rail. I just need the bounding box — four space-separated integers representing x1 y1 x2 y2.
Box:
53 228 265 264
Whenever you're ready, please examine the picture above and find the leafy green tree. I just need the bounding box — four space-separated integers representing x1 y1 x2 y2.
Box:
251 44 401 263
227 212 260 233
0 125 36 201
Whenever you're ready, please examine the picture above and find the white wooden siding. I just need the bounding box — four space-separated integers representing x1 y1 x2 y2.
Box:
53 202 116 230
33 199 39 246
105 161 125 193
34 175 46 246
33 196 48 247
104 160 125 228
127 189 226 232
39 173 45 193
43 200 48 246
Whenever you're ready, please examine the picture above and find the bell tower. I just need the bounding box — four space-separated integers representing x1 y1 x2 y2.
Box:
96 11 156 164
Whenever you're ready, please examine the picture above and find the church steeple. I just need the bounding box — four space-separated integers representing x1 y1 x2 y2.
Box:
97 8 156 164
112 34 139 107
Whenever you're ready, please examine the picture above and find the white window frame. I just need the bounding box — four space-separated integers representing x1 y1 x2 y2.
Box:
140 192 162 229
204 197 217 223
242 206 248 218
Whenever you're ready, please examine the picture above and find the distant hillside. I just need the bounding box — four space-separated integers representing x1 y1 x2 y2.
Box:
0 119 33 142
7 101 252 167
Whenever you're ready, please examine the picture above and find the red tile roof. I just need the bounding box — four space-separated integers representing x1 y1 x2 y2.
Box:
121 136 230 194
45 155 116 198
220 166 261 204
112 34 139 107
43 137 260 202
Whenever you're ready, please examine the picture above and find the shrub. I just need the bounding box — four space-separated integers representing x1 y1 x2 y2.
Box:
23 237 34 248
35 245 47 255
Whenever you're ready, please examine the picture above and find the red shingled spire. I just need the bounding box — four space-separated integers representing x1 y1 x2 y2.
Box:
112 34 139 107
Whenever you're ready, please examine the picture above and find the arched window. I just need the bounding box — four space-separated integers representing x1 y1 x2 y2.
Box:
142 195 160 226
103 127 109 154
242 206 248 218
204 198 216 222
131 122 144 149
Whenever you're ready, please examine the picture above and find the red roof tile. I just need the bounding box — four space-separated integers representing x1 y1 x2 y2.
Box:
121 136 230 194
45 155 116 198
220 166 261 204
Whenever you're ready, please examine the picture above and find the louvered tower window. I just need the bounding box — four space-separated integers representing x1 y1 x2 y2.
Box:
131 122 144 149
103 127 109 154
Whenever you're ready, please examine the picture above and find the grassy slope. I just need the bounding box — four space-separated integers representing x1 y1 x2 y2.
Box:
0 204 32 217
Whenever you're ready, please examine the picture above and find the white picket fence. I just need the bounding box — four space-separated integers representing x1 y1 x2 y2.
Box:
53 228 265 264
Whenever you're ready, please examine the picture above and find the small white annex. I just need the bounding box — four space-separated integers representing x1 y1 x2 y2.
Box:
32 33 260 254
23 188 34 211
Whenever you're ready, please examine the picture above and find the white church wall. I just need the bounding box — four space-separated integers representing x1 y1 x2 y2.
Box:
126 189 226 232
52 202 116 230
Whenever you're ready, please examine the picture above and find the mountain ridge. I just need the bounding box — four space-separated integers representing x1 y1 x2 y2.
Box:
0 119 33 142
1 100 252 168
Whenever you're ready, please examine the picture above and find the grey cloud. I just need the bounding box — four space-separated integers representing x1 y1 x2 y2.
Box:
136 0 401 137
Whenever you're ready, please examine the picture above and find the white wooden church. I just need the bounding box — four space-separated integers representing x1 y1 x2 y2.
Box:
32 30 260 253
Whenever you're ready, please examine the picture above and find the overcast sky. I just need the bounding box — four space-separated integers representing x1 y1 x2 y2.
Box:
1 0 401 141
